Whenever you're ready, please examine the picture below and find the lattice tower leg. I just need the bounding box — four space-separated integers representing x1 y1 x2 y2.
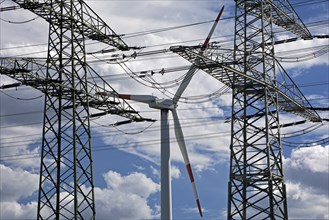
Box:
227 1 288 219
37 0 95 219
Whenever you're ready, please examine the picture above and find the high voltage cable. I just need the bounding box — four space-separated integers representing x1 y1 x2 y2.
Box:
1 24 327 63
0 16 39 24
1 119 327 152
0 1 327 139
0 116 227 143
0 105 230 118
0 90 43 100
1 113 327 145
1 124 328 161
0 96 328 121
0 12 328 53
282 137 329 148
0 112 228 129
5 123 328 161
0 131 232 161
0 118 227 147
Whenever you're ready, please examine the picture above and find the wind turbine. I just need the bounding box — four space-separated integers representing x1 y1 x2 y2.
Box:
104 5 224 219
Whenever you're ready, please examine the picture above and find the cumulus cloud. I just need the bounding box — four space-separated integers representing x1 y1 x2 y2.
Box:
0 167 160 219
286 181 329 220
0 201 37 220
284 145 329 173
0 164 39 202
0 164 39 219
95 170 160 219
284 145 329 219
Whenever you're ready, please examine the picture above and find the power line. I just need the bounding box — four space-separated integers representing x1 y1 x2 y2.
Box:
0 130 231 161
0 117 227 147
1 12 328 54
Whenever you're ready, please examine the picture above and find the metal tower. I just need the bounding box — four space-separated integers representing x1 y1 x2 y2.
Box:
0 0 146 218
171 0 321 219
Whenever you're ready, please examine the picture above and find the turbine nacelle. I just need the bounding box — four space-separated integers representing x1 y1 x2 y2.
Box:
101 92 177 110
149 99 176 110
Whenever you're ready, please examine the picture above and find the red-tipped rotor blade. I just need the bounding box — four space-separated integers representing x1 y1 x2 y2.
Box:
173 5 225 104
172 109 203 217
118 94 157 103
200 5 225 54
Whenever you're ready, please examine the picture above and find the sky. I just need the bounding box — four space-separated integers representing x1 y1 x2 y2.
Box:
0 0 328 219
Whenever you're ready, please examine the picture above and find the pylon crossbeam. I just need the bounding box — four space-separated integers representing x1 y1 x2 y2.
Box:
0 57 145 121
12 0 129 50
170 46 321 122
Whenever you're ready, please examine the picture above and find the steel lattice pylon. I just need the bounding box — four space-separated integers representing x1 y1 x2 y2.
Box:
228 1 287 218
0 0 146 218
1 0 151 218
37 0 95 218
170 0 320 219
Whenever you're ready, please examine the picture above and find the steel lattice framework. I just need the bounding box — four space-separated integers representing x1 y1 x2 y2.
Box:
36 2 96 218
1 0 324 219
0 0 146 219
228 1 286 218
171 0 321 219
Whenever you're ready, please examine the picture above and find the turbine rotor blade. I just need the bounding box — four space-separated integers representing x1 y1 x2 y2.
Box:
118 94 157 104
172 5 225 105
200 5 224 53
171 109 203 217
172 65 198 104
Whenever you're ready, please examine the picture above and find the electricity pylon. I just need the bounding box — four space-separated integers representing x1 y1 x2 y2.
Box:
171 0 321 219
0 0 146 218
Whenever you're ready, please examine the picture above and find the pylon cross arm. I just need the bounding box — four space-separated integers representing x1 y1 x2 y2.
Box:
12 0 129 50
171 47 321 122
0 57 145 121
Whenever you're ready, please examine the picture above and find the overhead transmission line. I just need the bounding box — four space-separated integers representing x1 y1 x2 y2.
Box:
1 19 327 58
1 1 328 54
0 116 228 145
1 111 328 148
0 130 232 161
0 94 328 124
3 119 328 161
0 117 228 148
2 125 328 161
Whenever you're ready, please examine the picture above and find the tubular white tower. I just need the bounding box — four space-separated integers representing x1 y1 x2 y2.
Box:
161 109 172 219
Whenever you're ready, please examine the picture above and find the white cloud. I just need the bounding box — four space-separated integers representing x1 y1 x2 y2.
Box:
150 165 160 178
171 165 181 179
95 170 160 219
103 170 159 198
0 164 39 219
0 164 39 202
183 207 207 215
284 145 329 173
0 168 160 219
149 164 181 180
286 181 329 219
0 201 37 220
284 145 329 219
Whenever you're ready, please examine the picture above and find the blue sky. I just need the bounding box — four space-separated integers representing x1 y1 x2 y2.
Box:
0 0 328 219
